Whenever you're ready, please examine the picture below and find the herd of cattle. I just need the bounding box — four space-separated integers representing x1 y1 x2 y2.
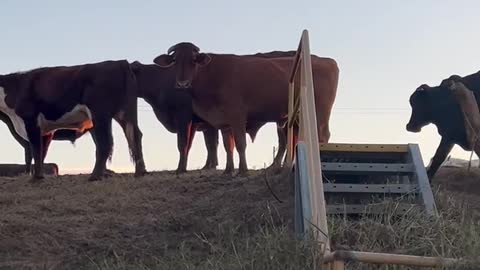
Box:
0 41 478 183
0 42 339 181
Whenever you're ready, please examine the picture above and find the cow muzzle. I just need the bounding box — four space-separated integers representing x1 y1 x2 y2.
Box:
175 80 192 89
406 123 421 133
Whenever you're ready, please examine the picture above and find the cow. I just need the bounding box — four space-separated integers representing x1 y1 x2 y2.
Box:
0 60 146 181
131 61 274 173
153 42 339 175
406 71 480 180
0 110 93 174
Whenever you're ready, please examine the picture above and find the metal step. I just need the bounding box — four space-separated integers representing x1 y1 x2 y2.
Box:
321 162 414 174
327 204 420 215
323 183 418 194
294 142 437 221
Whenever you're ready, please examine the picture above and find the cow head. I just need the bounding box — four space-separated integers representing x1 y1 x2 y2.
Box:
440 75 463 89
406 84 432 133
153 42 211 89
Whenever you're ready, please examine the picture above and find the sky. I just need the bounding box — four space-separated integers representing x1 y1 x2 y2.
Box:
1 0 480 174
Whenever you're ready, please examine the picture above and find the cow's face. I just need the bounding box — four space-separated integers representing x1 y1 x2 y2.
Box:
153 42 211 89
406 84 432 133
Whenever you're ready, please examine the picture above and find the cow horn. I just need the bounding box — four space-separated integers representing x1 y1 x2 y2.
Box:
167 44 178 55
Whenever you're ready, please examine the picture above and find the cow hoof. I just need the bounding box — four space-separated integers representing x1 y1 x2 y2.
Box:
105 169 116 174
266 164 282 175
222 169 234 176
88 175 103 182
201 162 217 170
29 175 45 183
236 170 249 177
134 170 148 178
103 169 116 178
175 169 187 175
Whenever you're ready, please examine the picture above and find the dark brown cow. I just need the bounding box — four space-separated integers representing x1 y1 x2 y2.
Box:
131 61 218 173
154 43 339 175
131 61 272 173
0 60 146 181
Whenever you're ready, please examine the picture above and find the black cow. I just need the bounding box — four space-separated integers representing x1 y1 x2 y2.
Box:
406 71 480 180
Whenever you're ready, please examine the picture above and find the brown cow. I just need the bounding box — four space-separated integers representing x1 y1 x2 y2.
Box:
0 60 146 181
131 61 273 173
153 43 339 175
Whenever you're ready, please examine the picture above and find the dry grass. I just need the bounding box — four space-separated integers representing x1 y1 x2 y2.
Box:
0 167 479 270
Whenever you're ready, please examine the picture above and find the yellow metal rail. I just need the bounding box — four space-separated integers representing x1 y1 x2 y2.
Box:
320 143 409 153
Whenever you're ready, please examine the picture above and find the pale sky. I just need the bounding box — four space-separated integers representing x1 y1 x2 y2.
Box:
1 1 480 174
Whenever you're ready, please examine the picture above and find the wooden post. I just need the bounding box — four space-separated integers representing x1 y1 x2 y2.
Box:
332 260 345 270
286 82 295 167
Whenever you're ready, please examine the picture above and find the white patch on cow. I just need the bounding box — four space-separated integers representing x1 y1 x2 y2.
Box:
37 104 93 135
0 86 29 141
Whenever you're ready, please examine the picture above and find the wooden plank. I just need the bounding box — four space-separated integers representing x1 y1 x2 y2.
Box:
321 162 414 174
297 30 329 251
286 81 295 166
332 260 345 270
407 144 438 216
323 183 418 194
323 250 460 268
327 204 419 214
320 143 409 153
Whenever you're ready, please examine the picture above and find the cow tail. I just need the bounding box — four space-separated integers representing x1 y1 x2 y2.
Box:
124 61 139 163
108 134 114 163
247 129 258 143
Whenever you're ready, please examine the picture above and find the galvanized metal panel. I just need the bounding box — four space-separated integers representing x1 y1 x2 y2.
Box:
407 144 438 216
294 159 304 239
321 162 415 174
295 143 312 236
323 183 418 194
320 143 409 153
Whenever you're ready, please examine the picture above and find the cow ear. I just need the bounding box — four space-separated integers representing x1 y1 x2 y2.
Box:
195 53 211 66
153 54 175 68
416 84 430 92
130 61 141 73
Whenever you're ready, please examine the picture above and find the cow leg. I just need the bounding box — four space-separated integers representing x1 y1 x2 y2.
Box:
175 121 192 174
41 134 54 162
89 117 113 181
232 123 248 176
268 123 287 172
221 128 235 175
24 119 44 181
202 126 219 170
24 146 32 175
113 116 147 178
427 138 454 182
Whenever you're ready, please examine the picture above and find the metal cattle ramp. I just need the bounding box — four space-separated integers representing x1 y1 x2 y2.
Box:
294 142 437 225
